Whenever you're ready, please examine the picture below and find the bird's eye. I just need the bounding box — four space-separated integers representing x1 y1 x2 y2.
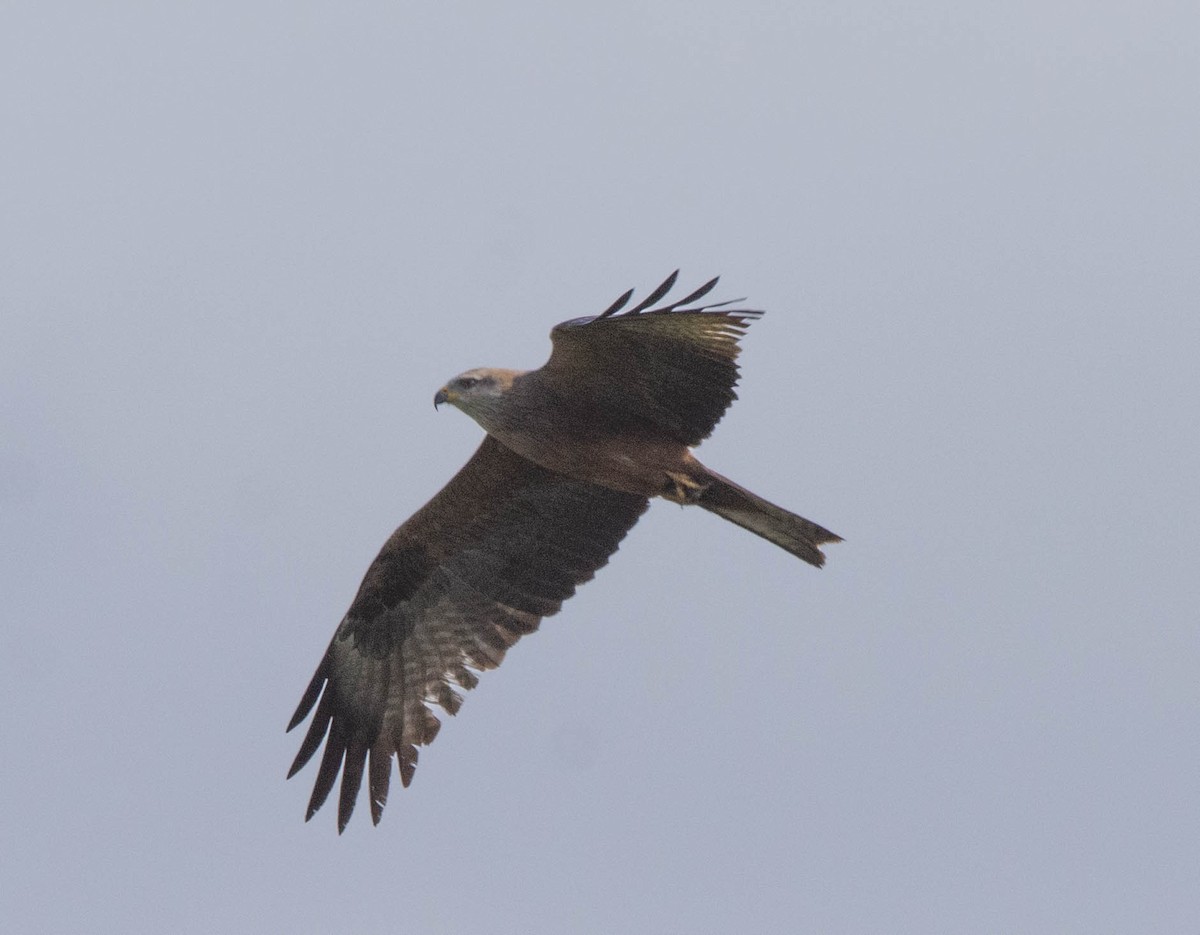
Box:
458 376 479 389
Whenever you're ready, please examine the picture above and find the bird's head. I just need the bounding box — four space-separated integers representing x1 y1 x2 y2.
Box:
434 368 522 429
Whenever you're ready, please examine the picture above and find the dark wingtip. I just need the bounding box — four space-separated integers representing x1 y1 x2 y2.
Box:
661 275 721 311
591 273 760 323
367 747 390 826
597 287 634 319
336 793 357 834
696 296 749 311
287 661 327 732
627 270 680 314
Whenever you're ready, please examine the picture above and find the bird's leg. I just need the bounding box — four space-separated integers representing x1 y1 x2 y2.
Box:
663 471 708 505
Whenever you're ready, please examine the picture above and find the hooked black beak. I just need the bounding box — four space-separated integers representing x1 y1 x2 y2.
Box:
433 388 450 409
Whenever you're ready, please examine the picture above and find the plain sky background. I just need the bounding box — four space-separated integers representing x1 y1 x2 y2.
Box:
3 2 1198 932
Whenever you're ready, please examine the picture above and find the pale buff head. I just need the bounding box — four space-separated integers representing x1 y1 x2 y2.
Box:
433 368 525 432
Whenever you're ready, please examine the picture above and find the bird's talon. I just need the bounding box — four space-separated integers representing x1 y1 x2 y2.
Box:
664 471 706 504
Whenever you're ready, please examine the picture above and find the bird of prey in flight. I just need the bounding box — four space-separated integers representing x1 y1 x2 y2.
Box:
287 272 840 831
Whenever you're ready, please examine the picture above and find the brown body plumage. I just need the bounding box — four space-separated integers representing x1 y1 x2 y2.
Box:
288 272 840 831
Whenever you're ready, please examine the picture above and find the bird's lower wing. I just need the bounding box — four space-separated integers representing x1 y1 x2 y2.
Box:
287 436 649 831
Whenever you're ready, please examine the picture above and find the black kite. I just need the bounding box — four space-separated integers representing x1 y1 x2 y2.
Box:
288 272 840 830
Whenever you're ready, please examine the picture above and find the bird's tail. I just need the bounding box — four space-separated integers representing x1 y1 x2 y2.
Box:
695 469 841 568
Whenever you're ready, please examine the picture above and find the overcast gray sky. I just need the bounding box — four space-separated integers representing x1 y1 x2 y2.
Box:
3 2 1198 932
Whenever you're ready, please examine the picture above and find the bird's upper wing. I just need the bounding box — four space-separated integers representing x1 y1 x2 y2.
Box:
536 272 763 446
287 435 649 831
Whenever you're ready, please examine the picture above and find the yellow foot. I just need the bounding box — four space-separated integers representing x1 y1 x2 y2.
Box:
663 471 706 505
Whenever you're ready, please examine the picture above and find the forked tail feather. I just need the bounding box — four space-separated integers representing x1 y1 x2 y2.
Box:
695 469 841 567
